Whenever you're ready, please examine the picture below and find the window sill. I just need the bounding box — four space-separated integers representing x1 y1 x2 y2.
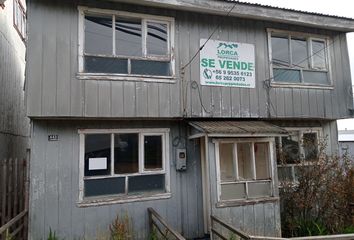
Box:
76 73 177 84
77 192 172 208
216 197 279 208
270 82 333 90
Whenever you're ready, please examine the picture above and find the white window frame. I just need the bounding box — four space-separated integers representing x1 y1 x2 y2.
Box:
78 128 170 206
277 127 322 163
13 0 26 41
77 6 176 83
267 28 333 89
214 138 276 203
276 127 323 185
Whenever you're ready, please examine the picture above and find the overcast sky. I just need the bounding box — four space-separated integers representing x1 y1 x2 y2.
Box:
237 0 354 129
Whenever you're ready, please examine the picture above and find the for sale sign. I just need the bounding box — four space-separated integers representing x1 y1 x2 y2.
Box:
200 39 255 88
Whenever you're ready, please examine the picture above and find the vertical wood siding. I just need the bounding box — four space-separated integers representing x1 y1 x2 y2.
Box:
28 120 204 239
0 8 29 160
26 0 352 119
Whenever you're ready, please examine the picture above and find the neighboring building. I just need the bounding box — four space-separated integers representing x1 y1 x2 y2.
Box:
339 130 354 158
25 0 354 239
0 0 29 161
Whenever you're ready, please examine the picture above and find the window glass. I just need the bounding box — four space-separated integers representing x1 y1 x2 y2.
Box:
84 177 125 197
128 174 165 194
114 134 139 174
271 36 289 67
237 142 253 180
281 135 300 164
131 60 171 76
312 40 326 69
273 69 301 83
115 18 142 56
248 182 271 198
303 132 318 161
84 134 111 176
303 70 328 85
219 143 235 181
85 15 113 55
147 22 168 56
220 183 246 200
144 136 163 170
255 143 270 180
291 38 308 68
84 56 128 74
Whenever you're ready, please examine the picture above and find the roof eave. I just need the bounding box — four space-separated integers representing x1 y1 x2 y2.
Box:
107 0 354 32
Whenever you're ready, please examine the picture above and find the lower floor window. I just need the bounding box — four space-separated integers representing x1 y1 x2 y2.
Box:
79 129 169 200
216 139 274 201
276 128 321 183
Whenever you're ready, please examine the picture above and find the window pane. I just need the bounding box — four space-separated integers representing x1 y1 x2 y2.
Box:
271 36 289 67
255 143 270 180
85 15 113 55
84 56 128 74
273 68 301 83
85 134 111 176
277 165 294 182
303 70 329 85
144 136 163 170
281 135 300 164
115 18 142 56
303 133 318 161
219 143 235 181
128 174 165 194
237 142 253 180
131 60 171 76
147 22 168 56
114 134 139 174
312 40 326 69
248 182 271 198
291 38 308 68
220 183 246 200
84 177 125 197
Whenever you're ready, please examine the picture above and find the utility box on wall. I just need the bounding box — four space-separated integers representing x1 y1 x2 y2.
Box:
176 149 187 171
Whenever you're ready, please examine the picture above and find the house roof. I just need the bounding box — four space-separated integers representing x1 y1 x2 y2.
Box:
109 0 354 32
189 121 288 137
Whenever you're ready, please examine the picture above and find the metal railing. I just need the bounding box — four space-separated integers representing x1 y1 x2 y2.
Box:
148 207 185 240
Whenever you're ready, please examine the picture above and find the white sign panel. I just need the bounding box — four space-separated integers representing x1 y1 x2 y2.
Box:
200 39 255 88
88 157 107 170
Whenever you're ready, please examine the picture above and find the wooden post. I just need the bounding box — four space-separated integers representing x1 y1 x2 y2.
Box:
1 159 7 240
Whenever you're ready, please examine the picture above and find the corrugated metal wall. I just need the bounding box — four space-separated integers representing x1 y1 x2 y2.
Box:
25 0 353 120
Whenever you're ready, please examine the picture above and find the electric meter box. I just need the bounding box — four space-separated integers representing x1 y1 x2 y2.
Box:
176 149 187 171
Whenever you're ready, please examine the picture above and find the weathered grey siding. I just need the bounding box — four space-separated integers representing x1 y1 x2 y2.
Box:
0 0 30 160
26 0 353 120
29 120 204 239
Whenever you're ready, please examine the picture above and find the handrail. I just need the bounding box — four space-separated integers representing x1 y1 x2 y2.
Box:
211 215 251 239
0 210 28 235
211 215 354 240
148 207 185 240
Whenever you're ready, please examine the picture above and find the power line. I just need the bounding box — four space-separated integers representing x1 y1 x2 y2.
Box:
180 1 238 71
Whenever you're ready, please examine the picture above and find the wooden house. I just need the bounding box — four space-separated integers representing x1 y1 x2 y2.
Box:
25 0 354 239
0 0 29 162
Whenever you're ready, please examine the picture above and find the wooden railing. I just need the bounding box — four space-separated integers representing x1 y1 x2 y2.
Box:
211 215 354 240
148 207 185 240
0 158 28 240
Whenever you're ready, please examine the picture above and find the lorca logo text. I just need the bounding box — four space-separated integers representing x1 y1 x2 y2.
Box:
217 42 239 60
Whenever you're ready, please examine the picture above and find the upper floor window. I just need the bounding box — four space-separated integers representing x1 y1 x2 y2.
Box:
13 0 26 41
268 29 331 87
78 7 175 80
